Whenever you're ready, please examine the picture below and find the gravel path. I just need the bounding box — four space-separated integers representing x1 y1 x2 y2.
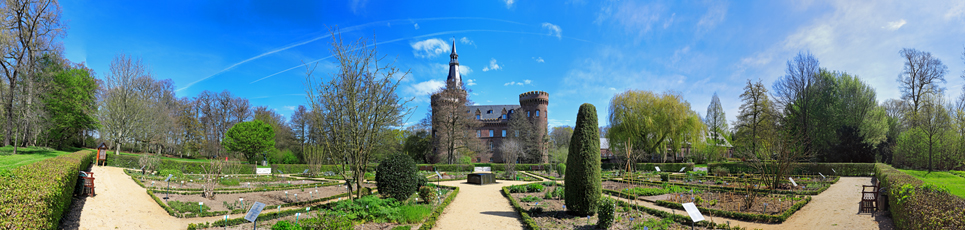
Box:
608 177 894 230
432 175 539 230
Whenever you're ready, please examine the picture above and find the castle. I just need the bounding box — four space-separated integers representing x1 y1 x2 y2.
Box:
430 41 548 163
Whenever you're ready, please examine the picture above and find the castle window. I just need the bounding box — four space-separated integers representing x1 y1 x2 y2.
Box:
502 130 506 137
489 141 494 150
502 114 507 119
476 115 480 120
527 111 531 117
489 129 494 137
487 110 492 114
536 110 540 117
515 130 519 137
477 130 481 137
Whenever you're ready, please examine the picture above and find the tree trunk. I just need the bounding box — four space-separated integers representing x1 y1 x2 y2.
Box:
4 81 13 147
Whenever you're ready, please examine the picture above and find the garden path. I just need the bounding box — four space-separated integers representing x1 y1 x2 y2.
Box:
60 166 339 230
607 177 894 230
433 174 545 230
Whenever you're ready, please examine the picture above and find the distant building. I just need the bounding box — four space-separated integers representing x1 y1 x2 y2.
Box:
430 41 548 163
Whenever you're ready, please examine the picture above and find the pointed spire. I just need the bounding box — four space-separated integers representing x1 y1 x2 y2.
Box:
447 38 461 89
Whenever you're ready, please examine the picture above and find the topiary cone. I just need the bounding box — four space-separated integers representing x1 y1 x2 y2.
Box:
565 103 601 216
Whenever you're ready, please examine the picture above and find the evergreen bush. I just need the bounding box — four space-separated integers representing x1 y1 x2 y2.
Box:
557 163 566 177
375 153 419 201
565 103 602 216
597 198 615 229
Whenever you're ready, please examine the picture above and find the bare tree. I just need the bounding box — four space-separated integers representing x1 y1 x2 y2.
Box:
305 28 410 200
431 87 483 164
0 0 65 147
500 139 523 179
898 48 948 122
772 51 823 158
99 54 152 156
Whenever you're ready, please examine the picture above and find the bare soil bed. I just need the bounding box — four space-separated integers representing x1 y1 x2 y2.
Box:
138 177 327 190
509 185 712 230
603 181 664 191
161 184 373 212
657 192 804 215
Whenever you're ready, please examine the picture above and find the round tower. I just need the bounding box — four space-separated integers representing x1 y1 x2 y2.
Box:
519 91 549 163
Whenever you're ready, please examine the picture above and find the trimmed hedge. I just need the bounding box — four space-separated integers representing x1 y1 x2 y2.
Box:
611 177 836 196
106 154 254 174
877 163 965 229
708 162 875 176
0 150 95 229
417 185 460 230
375 153 419 201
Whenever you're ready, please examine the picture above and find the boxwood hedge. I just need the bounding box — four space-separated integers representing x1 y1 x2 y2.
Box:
877 163 965 229
0 150 95 229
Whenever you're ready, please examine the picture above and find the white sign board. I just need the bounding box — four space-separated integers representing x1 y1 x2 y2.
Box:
302 169 309 174
256 168 271 175
244 202 266 222
818 172 826 179
435 171 442 179
165 174 173 182
655 166 661 172
679 167 685 172
682 202 705 222
473 167 491 172
789 177 797 187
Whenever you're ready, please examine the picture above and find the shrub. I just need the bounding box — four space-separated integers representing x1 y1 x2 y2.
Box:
392 226 412 230
659 172 670 182
360 187 373 197
526 183 545 192
159 169 184 180
398 205 432 224
557 163 566 177
877 163 965 229
544 190 554 199
375 153 419 201
299 212 353 230
508 185 527 193
597 198 615 229
713 167 730 177
565 103 602 216
419 186 437 204
553 187 565 199
520 195 543 202
0 150 95 229
271 220 302 230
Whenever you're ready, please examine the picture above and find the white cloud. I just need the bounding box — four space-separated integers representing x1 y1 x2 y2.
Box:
504 0 514 8
466 79 477 86
696 2 728 34
411 38 450 58
414 23 419 29
533 57 545 63
432 63 472 76
460 37 475 47
609 87 616 91
595 1 666 39
883 19 906 30
504 79 533 86
482 58 502 72
542 22 562 40
283 106 296 111
407 80 446 102
663 13 675 29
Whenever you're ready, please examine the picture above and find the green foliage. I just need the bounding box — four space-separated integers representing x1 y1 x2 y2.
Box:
167 200 212 213
659 172 670 182
633 218 675 230
159 169 184 180
879 164 965 229
508 185 527 193
597 198 616 229
376 153 419 201
708 162 876 176
565 103 602 216
556 163 566 177
392 226 412 230
0 150 95 229
418 185 459 230
403 129 431 163
328 195 430 224
526 183 544 192
42 61 100 149
520 195 543 202
271 220 302 230
899 169 965 199
418 186 437 204
501 185 541 230
219 178 240 186
299 212 353 230
553 186 564 199
608 90 705 163
223 120 276 163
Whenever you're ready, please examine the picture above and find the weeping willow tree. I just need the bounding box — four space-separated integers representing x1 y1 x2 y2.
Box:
608 90 705 163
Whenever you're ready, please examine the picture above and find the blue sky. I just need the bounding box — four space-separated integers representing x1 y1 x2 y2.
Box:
62 0 965 129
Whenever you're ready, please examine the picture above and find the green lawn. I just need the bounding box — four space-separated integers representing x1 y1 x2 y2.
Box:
899 169 965 199
0 146 78 170
93 149 220 163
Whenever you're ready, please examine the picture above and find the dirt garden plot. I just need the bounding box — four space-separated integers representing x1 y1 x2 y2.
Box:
160 184 371 213
507 184 714 230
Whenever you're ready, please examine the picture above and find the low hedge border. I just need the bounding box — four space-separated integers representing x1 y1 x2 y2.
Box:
708 163 875 177
0 150 95 229
876 163 965 229
611 178 836 196
418 184 460 230
147 181 341 195
653 195 811 223
501 184 541 230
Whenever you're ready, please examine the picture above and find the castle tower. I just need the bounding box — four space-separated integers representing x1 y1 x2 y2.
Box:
446 39 462 89
519 91 550 163
430 40 468 164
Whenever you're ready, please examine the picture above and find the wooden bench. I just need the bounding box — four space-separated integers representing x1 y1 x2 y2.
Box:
79 171 95 196
861 179 879 213
530 165 544 171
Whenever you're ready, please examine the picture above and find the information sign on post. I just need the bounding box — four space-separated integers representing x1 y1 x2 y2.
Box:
789 177 797 187
655 166 661 172
165 174 173 182
818 172 826 180
244 202 266 222
682 202 704 222
303 169 309 174
679 167 685 172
